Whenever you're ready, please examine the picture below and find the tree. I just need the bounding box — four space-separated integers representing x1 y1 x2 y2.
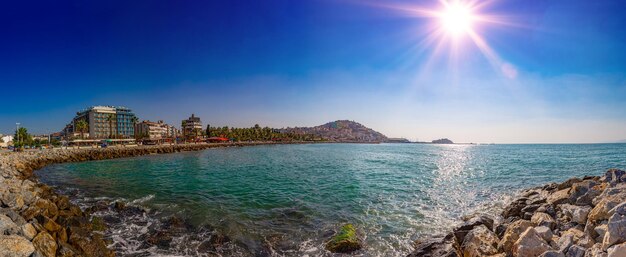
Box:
75 120 88 139
14 127 32 148
206 124 211 137
106 114 116 139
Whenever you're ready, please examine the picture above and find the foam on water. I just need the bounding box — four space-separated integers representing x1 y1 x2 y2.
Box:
36 143 626 256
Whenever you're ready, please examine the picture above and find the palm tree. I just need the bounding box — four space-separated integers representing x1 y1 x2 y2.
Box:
106 114 116 139
75 120 88 139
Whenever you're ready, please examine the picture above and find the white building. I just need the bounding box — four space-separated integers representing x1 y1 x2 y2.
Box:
0 135 14 148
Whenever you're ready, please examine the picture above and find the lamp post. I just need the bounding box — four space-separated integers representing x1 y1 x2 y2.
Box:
16 123 20 149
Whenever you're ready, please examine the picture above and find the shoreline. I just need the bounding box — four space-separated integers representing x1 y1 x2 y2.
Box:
1 143 625 256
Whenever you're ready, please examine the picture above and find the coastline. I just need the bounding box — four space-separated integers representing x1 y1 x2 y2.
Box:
0 144 624 256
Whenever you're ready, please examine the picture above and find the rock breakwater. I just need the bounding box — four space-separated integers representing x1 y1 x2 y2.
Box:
0 143 292 256
409 168 626 257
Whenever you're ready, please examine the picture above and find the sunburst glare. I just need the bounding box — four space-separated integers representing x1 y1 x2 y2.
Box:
374 0 518 79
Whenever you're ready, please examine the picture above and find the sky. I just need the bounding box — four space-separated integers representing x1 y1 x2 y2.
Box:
1 0 626 143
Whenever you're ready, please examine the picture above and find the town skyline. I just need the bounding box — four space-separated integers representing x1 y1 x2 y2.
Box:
2 0 626 143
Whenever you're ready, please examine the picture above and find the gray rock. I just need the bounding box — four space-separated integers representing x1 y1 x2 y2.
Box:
0 214 19 235
535 226 554 242
561 204 592 224
603 202 626 250
602 169 626 185
565 245 585 257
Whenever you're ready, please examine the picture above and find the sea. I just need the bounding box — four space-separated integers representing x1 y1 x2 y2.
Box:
36 143 626 256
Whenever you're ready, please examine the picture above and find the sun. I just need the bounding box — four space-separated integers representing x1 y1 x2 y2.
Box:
439 1 475 37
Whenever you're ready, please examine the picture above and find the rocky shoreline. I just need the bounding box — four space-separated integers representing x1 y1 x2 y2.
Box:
0 142 304 257
409 169 626 257
1 144 625 256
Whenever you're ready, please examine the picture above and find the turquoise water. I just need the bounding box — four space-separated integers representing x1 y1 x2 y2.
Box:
37 143 626 256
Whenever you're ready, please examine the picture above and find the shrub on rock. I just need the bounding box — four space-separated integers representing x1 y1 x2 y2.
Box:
325 224 362 253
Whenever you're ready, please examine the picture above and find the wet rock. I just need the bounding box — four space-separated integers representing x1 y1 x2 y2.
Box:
68 226 114 257
513 227 553 257
460 225 499 257
57 242 79 257
146 230 173 248
90 216 106 231
503 198 528 218
603 202 626 250
325 224 362 253
453 215 494 243
561 204 592 224
498 219 532 253
408 233 459 257
0 235 35 257
32 231 57 257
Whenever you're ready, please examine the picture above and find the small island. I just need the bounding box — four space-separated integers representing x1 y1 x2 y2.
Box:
431 138 454 144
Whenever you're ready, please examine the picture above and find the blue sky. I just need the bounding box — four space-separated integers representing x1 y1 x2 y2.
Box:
1 0 625 143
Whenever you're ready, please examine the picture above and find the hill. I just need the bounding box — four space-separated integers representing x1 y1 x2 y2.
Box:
281 120 388 143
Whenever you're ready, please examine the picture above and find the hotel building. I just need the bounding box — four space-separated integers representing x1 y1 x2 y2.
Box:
182 114 203 139
71 106 137 139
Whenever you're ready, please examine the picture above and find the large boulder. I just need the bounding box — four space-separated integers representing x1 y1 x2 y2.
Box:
566 245 586 257
607 242 626 257
19 223 37 240
603 202 626 250
0 213 19 235
560 204 592 224
589 185 626 223
602 169 626 185
532 212 556 229
499 219 533 253
568 180 602 206
0 235 35 257
460 225 499 257
548 189 571 205
512 227 553 257
453 215 494 244
325 224 362 253
32 231 57 257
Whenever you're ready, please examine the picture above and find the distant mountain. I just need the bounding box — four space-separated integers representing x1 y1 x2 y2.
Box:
281 120 388 143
